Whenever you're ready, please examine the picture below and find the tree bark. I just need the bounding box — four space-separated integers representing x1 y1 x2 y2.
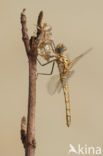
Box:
20 9 43 156
26 57 37 156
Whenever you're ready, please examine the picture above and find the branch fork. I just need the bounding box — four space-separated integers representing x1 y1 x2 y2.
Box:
20 9 43 156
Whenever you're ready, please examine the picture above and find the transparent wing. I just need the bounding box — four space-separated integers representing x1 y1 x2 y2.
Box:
68 70 75 78
57 70 75 93
47 70 75 95
69 48 92 70
57 81 62 93
47 75 61 95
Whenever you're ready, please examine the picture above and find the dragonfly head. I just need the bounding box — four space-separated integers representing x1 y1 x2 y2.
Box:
55 43 67 53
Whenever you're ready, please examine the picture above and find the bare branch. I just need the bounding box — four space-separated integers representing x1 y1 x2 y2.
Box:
37 11 43 38
21 9 30 55
20 9 43 156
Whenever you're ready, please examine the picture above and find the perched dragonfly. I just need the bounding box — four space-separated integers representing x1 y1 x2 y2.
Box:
37 42 92 127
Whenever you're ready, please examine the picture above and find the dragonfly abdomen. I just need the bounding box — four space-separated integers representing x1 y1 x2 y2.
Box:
63 81 71 127
57 54 71 127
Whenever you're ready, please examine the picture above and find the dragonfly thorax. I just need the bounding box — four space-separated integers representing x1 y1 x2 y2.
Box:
56 54 71 75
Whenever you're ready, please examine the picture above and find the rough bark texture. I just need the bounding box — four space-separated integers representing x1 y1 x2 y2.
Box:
26 51 37 156
20 9 43 156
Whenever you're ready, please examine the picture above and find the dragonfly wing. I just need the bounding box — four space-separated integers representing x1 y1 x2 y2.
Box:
47 70 75 95
68 70 75 78
69 48 92 70
57 80 62 93
57 70 75 93
47 75 61 95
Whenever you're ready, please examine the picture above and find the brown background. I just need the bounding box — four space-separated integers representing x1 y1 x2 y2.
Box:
0 0 103 156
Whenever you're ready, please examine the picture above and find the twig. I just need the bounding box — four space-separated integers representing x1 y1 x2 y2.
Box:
21 9 30 56
20 9 43 156
37 11 43 38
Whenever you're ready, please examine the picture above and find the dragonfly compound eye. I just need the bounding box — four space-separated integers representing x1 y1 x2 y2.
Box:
55 44 67 53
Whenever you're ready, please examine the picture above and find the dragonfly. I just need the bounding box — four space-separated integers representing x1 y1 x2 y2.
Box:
37 41 92 127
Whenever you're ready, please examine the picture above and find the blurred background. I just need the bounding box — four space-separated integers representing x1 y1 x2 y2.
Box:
0 0 103 156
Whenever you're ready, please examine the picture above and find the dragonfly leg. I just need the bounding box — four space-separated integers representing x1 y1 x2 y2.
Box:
38 53 55 58
37 58 56 66
50 39 56 52
36 61 55 79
